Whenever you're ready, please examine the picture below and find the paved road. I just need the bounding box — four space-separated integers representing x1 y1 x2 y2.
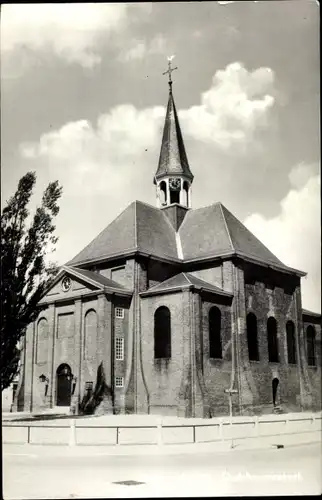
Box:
3 442 321 498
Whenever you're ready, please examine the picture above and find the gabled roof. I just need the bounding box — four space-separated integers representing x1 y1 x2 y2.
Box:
69 267 130 292
67 199 305 277
40 265 132 302
140 272 233 297
67 201 179 266
179 202 304 274
154 89 193 183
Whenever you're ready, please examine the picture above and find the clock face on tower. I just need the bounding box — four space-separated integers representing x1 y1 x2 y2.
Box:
169 178 181 191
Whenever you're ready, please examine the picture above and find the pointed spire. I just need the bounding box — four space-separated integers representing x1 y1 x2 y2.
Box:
154 59 194 185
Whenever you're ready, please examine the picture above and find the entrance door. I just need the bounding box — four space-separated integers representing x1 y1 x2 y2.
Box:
56 364 72 406
272 377 279 407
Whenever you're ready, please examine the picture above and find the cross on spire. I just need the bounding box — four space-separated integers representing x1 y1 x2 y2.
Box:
162 56 178 90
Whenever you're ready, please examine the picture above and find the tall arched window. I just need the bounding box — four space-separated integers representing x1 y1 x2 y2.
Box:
247 313 259 361
209 306 222 359
267 317 279 362
154 306 171 359
286 320 296 364
306 326 316 366
159 181 167 205
36 318 48 364
183 181 189 207
84 309 97 360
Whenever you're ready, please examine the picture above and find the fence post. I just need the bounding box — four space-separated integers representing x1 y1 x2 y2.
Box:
157 417 163 446
27 426 31 444
69 419 76 446
219 418 223 441
255 416 260 437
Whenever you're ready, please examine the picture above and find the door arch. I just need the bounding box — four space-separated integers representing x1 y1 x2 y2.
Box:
56 364 72 406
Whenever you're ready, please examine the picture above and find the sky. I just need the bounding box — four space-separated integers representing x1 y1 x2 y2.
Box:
1 1 320 312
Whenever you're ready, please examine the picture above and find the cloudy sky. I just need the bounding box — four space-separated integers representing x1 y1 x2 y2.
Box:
1 1 320 312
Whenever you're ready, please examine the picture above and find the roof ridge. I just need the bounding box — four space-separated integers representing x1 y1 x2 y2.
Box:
134 200 138 249
219 202 234 251
181 272 191 285
72 267 127 289
68 200 137 264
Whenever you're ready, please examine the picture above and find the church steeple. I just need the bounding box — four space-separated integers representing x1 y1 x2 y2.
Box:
154 57 194 210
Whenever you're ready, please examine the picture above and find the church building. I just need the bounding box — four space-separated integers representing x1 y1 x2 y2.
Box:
14 64 321 418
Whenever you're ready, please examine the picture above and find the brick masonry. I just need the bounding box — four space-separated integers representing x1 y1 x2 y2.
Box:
16 254 321 418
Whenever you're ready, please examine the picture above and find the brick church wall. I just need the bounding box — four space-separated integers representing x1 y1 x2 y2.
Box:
140 291 187 416
201 296 233 416
97 259 135 289
243 271 303 413
303 316 321 410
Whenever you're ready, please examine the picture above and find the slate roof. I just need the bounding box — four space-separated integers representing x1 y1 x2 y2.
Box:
302 309 321 319
67 200 304 276
141 272 233 297
68 201 178 266
179 202 287 267
154 89 193 183
69 267 129 291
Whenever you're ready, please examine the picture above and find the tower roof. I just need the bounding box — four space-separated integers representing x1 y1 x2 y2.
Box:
154 89 194 184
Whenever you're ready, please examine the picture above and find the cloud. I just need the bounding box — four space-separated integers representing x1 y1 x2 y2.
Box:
179 63 275 150
244 165 321 312
117 34 167 62
1 3 149 68
20 104 165 197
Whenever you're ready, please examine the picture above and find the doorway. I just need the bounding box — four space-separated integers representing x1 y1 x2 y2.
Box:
272 377 279 407
56 364 72 406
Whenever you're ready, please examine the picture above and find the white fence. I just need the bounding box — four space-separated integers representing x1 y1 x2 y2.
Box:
3 412 321 446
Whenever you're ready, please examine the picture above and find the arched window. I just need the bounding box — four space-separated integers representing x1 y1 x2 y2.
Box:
286 320 296 364
209 306 222 359
267 317 279 362
84 309 97 360
154 306 171 359
159 181 167 205
247 313 259 361
36 318 48 364
306 326 316 366
183 181 189 207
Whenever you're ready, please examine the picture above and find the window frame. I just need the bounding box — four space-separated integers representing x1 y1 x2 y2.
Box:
115 337 124 361
246 312 260 362
154 306 171 359
209 306 222 360
115 307 124 319
115 376 124 388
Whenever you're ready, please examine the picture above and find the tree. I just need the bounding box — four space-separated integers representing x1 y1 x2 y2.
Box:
1 171 62 391
79 362 115 415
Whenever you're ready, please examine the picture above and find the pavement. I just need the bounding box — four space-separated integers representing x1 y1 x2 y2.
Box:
3 441 321 498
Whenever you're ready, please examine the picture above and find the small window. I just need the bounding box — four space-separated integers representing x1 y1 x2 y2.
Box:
115 307 124 319
85 381 93 391
115 376 124 388
115 337 124 361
